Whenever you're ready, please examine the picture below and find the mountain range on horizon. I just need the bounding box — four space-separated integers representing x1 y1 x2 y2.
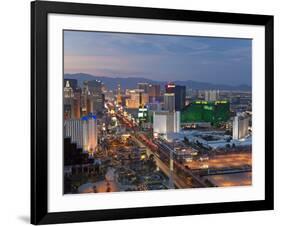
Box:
64 73 251 91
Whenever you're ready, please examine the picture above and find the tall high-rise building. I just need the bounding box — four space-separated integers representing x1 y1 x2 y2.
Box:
126 89 149 108
165 83 186 111
104 90 114 101
64 119 83 147
137 83 149 93
205 90 219 101
64 80 74 98
148 84 160 102
88 80 104 114
147 102 162 111
116 84 122 106
165 83 176 93
73 91 81 119
64 79 78 90
81 81 90 116
82 113 98 154
64 113 98 154
163 93 175 112
232 113 249 140
88 80 102 93
63 102 72 119
153 111 180 134
64 81 76 119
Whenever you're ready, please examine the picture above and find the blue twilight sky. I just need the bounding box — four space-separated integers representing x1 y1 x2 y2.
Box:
64 30 252 86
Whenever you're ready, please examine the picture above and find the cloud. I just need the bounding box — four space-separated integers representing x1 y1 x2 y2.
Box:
63 30 252 85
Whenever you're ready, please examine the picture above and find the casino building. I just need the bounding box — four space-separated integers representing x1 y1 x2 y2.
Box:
165 83 186 111
64 113 98 154
181 100 230 126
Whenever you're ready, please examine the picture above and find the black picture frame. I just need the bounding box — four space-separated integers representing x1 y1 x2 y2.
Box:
31 1 274 224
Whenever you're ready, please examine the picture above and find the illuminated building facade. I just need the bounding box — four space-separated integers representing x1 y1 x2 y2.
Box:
232 113 250 140
126 89 149 108
147 102 162 111
153 111 180 134
63 78 78 90
138 107 148 122
64 80 81 119
165 83 186 111
73 91 81 119
64 80 74 98
148 84 160 101
88 80 104 114
205 90 219 101
181 101 230 126
64 113 98 154
81 81 90 116
163 93 175 112
64 119 83 147
116 84 122 105
82 113 98 154
137 82 149 93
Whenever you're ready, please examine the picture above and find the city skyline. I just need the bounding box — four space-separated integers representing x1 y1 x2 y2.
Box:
64 30 252 86
63 77 252 194
63 30 252 195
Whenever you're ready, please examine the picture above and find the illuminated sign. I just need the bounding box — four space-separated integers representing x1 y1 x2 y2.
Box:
138 112 144 118
195 101 208 104
203 106 213 110
195 100 228 105
215 100 228 104
138 107 148 122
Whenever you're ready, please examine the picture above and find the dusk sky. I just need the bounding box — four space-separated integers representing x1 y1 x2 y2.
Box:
64 30 252 86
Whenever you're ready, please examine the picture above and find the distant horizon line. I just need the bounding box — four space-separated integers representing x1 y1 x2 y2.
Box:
64 72 252 87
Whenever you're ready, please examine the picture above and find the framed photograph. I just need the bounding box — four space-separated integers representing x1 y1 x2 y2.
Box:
31 1 274 224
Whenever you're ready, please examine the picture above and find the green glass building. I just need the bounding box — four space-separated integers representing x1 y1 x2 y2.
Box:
181 101 230 126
